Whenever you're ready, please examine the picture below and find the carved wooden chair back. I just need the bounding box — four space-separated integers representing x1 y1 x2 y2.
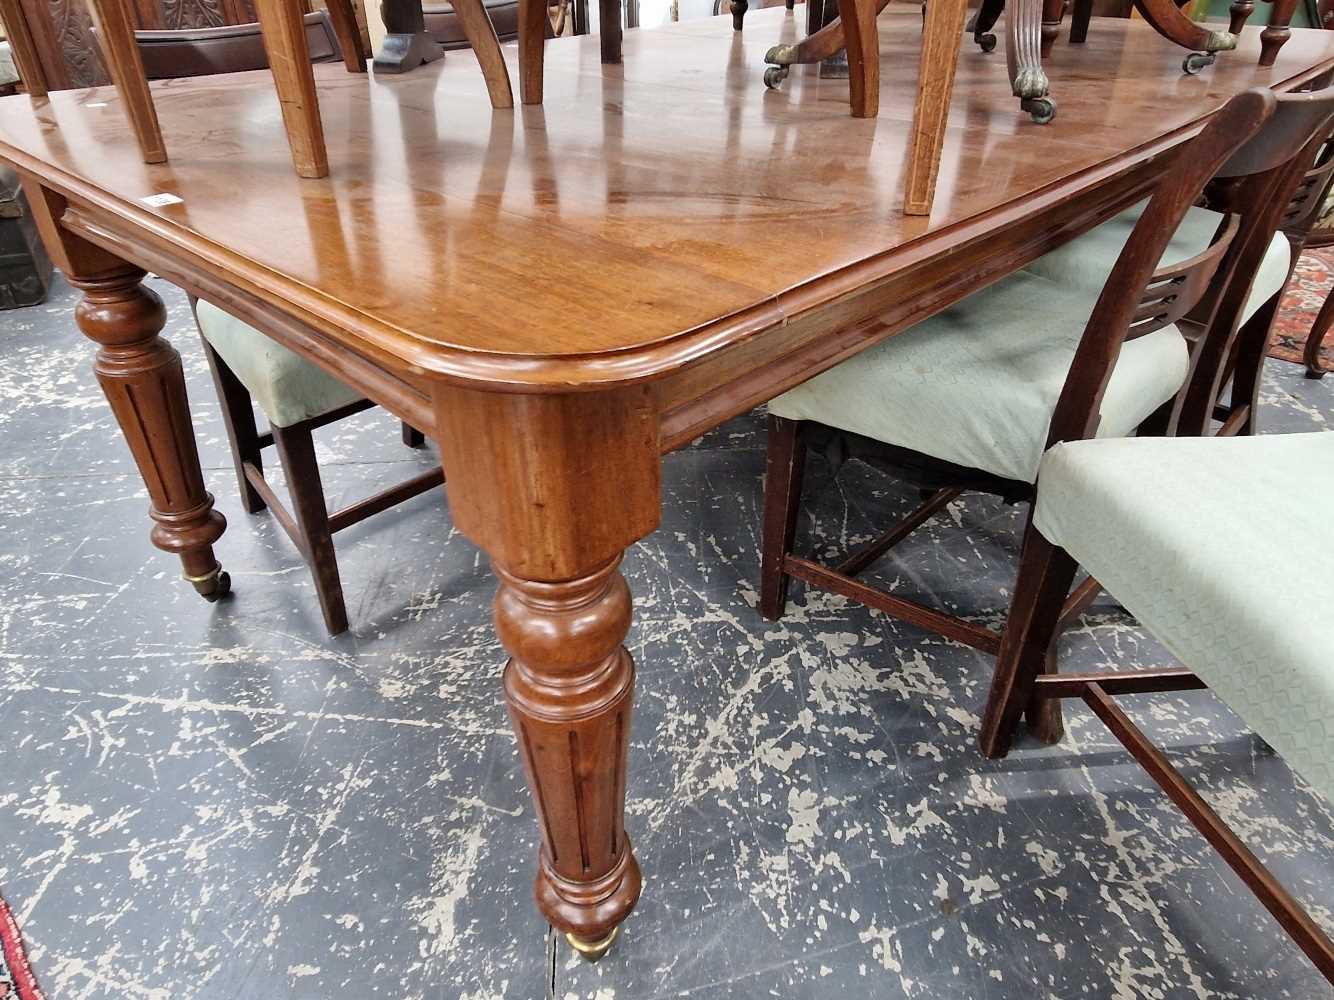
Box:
1046 87 1334 450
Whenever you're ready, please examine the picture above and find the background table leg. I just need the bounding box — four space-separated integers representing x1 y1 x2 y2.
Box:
519 0 549 103
374 0 445 73
23 182 228 600
85 0 166 164
903 0 966 215
432 384 660 960
835 0 878 117
1260 0 1298 67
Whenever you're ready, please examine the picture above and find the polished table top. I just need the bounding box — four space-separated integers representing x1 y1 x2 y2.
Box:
0 10 1332 389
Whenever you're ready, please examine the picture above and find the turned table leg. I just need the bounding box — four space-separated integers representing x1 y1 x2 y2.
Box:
433 384 659 959
374 0 445 74
76 269 228 598
23 182 228 598
1260 0 1298 67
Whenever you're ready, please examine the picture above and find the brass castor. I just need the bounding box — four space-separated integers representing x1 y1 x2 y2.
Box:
187 564 232 602
975 32 997 52
1183 52 1216 74
566 926 619 962
764 64 789 89
1021 96 1057 125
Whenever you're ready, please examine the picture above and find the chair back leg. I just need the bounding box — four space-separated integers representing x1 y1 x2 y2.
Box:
980 522 1079 758
272 423 349 636
401 422 426 448
760 416 808 620
201 339 267 515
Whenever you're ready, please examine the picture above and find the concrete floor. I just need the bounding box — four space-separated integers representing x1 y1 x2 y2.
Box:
1 275 1331 999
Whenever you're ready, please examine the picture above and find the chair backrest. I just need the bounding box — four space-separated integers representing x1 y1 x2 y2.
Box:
132 11 342 81
1044 86 1334 450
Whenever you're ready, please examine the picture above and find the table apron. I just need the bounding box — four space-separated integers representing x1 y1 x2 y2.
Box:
56 199 437 436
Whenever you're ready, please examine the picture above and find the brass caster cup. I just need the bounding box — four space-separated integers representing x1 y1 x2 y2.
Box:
185 564 231 602
566 926 619 962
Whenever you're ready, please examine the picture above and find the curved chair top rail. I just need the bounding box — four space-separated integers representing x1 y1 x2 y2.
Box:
1219 88 1334 178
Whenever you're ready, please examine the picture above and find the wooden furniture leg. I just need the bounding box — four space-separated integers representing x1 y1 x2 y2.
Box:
733 0 748 30
1260 0 1299 67
433 384 659 961
837 0 879 118
1229 0 1255 34
23 183 228 601
453 0 516 108
518 0 549 103
903 0 967 214
85 0 166 164
970 0 1005 51
272 422 348 636
325 0 369 73
600 0 623 64
759 416 807 620
1010 0 1055 122
1132 0 1237 71
202 338 267 515
1070 0 1093 43
0 0 50 96
1040 0 1064 56
374 0 445 73
762 0 892 87
1303 289 1333 378
254 0 328 179
979 522 1078 758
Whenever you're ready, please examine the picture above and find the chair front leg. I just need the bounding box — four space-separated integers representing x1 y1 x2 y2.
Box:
980 521 1078 758
1040 0 1064 56
325 0 368 73
760 416 807 621
1260 0 1298 67
1303 287 1334 379
273 422 348 636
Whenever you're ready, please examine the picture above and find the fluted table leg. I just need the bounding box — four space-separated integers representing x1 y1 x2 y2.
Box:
433 384 660 960
23 181 228 599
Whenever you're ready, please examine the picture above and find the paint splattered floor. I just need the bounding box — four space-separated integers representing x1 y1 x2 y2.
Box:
1 275 1331 999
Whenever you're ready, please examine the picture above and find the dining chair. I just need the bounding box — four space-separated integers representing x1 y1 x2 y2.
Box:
758 84 1332 739
121 21 447 636
193 299 443 636
979 430 1334 983
69 0 512 178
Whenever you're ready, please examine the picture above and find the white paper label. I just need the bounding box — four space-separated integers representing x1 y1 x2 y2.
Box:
140 193 184 208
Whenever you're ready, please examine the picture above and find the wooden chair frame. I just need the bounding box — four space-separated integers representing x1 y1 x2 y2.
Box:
975 86 1334 987
762 87 1330 749
201 335 444 636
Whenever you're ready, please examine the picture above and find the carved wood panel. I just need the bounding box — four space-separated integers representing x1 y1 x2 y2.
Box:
14 0 264 90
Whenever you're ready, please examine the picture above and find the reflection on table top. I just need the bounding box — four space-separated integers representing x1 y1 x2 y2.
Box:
0 9 1331 383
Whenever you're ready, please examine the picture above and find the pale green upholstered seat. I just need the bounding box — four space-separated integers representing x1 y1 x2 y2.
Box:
1021 202 1292 325
1033 432 1334 805
767 268 1189 484
194 299 362 429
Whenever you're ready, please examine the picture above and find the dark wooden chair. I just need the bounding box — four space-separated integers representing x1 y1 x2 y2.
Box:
757 82 1325 742
974 83 1334 985
120 21 446 636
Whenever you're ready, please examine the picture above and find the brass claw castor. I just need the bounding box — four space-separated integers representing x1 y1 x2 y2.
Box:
186 564 232 602
1183 52 1216 74
764 64 789 89
1021 96 1056 125
566 926 619 962
975 32 997 52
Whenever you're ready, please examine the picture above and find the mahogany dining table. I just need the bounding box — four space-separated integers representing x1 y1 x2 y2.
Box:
0 7 1330 961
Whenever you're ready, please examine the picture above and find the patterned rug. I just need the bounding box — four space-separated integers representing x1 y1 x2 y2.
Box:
0 895 42 1000
1271 244 1334 373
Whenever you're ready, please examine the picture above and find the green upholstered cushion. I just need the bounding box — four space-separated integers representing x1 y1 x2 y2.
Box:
767 268 1189 484
1020 202 1291 325
1033 432 1334 805
195 299 363 429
